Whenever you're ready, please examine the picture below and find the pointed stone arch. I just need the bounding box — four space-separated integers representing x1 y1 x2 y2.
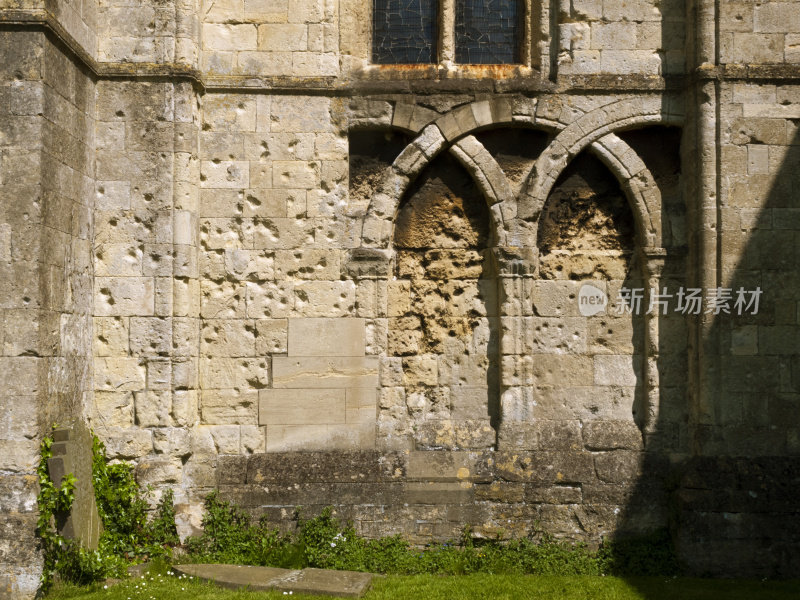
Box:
520 120 684 441
517 96 684 252
359 124 517 249
359 100 561 249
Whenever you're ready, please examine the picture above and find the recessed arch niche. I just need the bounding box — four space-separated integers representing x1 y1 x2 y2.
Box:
380 151 501 450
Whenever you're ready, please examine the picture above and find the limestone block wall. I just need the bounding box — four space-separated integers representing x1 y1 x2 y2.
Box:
218 447 671 544
176 90 689 550
98 0 199 66
0 1 96 61
86 86 691 545
557 0 685 76
4 0 800 590
90 79 202 517
720 1 800 64
710 80 800 454
0 28 95 597
0 30 48 597
201 0 338 78
195 93 357 456
196 0 689 81
262 318 377 450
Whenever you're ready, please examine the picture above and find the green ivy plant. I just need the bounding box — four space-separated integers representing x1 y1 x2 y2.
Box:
36 433 78 587
36 428 179 590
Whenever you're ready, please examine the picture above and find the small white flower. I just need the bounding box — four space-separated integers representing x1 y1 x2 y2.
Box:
103 585 108 589
330 542 336 547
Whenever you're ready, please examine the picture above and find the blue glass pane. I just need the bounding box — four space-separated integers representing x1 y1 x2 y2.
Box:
373 0 438 64
455 0 520 64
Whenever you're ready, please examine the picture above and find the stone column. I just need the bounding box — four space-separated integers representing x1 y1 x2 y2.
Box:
641 247 667 444
494 247 538 449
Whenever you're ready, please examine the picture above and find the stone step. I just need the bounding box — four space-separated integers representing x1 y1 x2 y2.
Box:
172 564 373 598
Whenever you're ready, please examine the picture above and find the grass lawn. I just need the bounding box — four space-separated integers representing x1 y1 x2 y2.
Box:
46 572 800 600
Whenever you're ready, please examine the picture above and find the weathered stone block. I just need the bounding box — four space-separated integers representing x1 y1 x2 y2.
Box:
136 459 181 486
293 281 356 317
502 354 593 387
100 427 153 459
153 428 192 458
273 356 378 388
95 357 146 392
95 277 154 316
593 355 642 387
129 317 172 356
525 485 582 505
199 357 270 389
203 24 258 52
534 420 583 452
200 160 250 188
202 389 258 425
754 3 800 34
265 422 375 451
94 391 134 427
287 318 365 357
407 451 488 482
135 390 172 427
256 318 288 354
594 451 644 484
474 482 525 503
201 319 256 357
346 388 377 424
259 389 346 425
247 451 404 484
583 421 643 451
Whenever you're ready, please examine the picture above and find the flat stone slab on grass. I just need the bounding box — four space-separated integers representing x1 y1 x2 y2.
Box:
172 564 295 592
271 568 374 597
172 564 373 598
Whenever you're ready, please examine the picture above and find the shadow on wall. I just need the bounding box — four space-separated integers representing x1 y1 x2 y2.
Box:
672 126 800 578
618 125 800 586
596 125 689 581
534 148 657 542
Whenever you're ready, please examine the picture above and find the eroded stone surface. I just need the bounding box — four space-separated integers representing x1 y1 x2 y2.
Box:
4 0 800 593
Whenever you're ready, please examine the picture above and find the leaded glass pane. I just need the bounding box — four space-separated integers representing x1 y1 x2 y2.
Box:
455 0 520 64
372 0 438 64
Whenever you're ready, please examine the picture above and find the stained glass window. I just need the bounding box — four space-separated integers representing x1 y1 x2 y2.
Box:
372 0 438 64
455 0 520 64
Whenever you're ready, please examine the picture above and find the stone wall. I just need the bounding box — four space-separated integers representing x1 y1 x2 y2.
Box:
201 0 337 77
0 28 96 596
98 0 199 66
90 78 202 522
2 0 800 594
218 447 670 544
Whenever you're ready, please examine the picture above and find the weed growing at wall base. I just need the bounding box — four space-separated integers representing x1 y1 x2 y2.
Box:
183 496 680 577
36 429 180 590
